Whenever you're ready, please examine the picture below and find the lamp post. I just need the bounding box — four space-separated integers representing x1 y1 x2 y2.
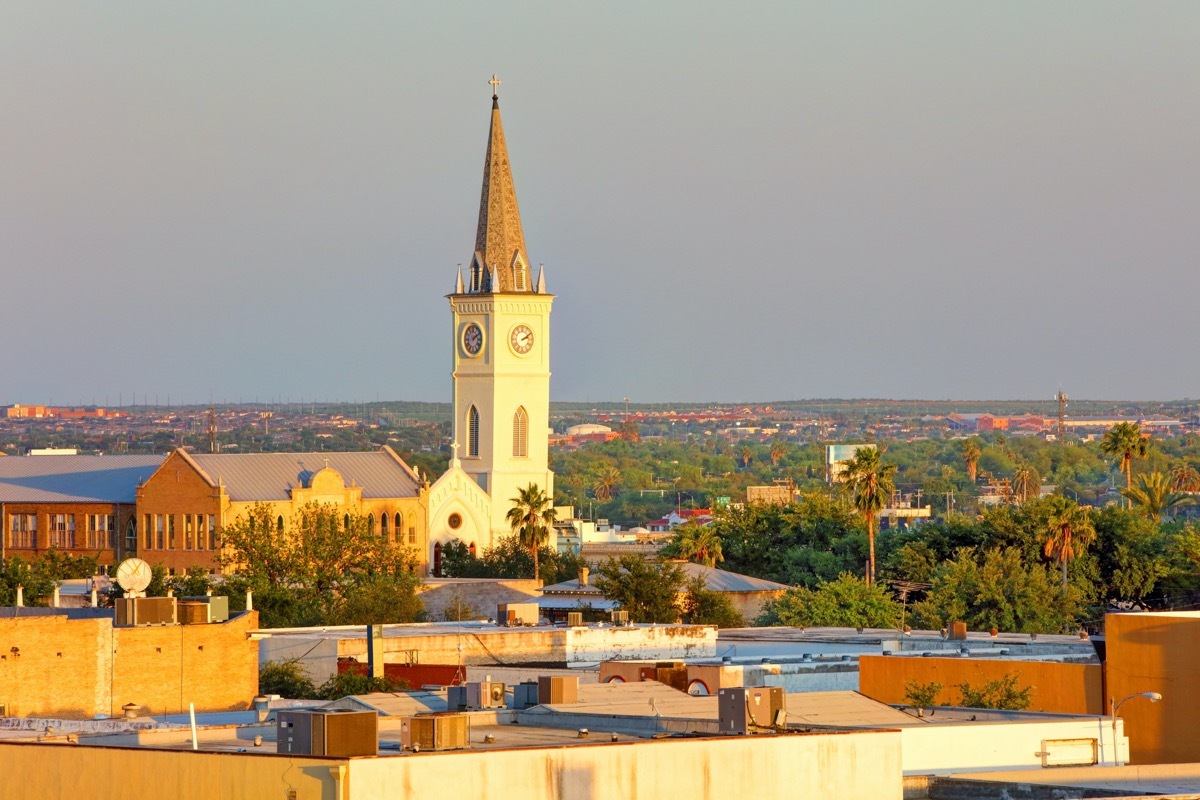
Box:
1111 691 1162 766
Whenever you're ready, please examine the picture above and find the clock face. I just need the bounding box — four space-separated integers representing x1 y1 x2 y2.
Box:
462 323 483 357
510 324 534 355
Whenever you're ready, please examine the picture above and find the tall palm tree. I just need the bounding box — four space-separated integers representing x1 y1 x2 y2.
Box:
672 521 724 568
769 442 786 468
1043 496 1096 590
1100 422 1149 506
1169 461 1200 493
1122 471 1196 522
506 483 557 582
1011 464 1041 504
961 438 982 483
592 467 621 503
839 447 897 586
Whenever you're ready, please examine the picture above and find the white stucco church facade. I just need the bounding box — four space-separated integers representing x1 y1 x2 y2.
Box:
425 81 556 572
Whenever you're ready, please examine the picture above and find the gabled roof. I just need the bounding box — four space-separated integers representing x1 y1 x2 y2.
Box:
185 448 422 502
541 562 790 596
0 454 164 503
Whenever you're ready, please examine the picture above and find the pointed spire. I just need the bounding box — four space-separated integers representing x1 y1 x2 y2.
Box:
455 266 464 294
536 263 546 293
473 76 531 293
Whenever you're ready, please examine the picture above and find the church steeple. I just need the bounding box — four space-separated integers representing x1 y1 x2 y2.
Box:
470 75 532 294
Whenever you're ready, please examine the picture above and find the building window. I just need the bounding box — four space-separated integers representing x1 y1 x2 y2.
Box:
448 513 462 530
395 513 403 542
277 515 285 535
467 406 480 457
380 513 389 538
184 515 193 551
433 542 442 576
126 518 137 554
208 515 217 550
408 526 416 544
168 515 176 550
344 514 351 531
156 515 165 550
367 514 375 536
513 262 526 291
10 514 37 548
469 542 477 559
50 514 76 549
87 514 116 549
513 406 529 457
194 515 206 551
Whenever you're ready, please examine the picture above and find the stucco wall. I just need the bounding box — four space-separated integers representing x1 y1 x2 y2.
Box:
899 719 1120 774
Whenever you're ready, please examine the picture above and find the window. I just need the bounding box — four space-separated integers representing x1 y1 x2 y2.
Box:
126 518 137 554
344 514 351 531
50 514 75 549
513 262 526 291
448 513 462 530
433 542 442 576
467 406 480 457
87 514 116 549
513 406 529 457
380 513 389 538
208 515 217 550
408 526 416 544
184 515 193 550
395 513 403 543
144 514 153 550
277 516 285 535
156 515 165 550
168 515 176 550
469 542 477 559
9 514 37 548
367 514 375 536
194 515 206 551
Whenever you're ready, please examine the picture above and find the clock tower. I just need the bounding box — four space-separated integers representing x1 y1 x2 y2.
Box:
449 79 554 539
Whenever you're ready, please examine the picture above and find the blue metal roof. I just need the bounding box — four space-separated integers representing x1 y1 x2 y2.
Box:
0 454 164 503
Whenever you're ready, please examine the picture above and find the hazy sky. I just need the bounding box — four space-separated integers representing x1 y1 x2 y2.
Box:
4 3 1198 405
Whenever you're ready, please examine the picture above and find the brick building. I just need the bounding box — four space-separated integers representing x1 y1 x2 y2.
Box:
135 447 432 574
0 454 164 568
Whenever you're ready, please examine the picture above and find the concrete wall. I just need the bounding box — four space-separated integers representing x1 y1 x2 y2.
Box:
564 624 716 665
0 611 259 718
858 656 1104 714
899 718 1121 774
1104 611 1200 765
417 578 541 622
348 729 903 800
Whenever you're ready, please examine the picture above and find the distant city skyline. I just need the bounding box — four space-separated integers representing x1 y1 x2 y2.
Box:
3 3 1199 404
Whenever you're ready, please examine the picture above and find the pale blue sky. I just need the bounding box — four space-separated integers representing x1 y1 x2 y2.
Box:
3 3 1198 404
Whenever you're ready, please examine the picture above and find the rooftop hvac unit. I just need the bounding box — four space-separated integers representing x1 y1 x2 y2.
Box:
447 685 468 711
177 602 210 625
513 681 540 709
277 709 378 757
718 686 786 735
464 681 507 710
497 602 540 627
181 595 229 622
566 611 583 627
401 714 470 751
610 610 630 626
116 597 178 627
537 675 579 706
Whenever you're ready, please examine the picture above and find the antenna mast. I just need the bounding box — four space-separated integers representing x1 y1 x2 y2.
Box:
207 407 219 453
1056 389 1068 444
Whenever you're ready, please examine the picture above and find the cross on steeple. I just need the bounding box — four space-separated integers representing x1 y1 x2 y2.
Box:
489 74 502 98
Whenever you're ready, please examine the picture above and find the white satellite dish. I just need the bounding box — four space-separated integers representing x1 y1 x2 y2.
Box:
115 558 152 596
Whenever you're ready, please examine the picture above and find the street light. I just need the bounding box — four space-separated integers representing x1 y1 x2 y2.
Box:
1111 691 1163 766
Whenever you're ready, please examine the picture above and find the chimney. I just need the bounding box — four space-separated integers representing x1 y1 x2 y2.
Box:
579 567 589 587
52 584 61 608
245 589 254 612
15 585 24 607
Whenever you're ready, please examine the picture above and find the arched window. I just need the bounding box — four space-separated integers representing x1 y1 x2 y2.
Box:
366 514 375 536
277 516 284 535
394 513 403 543
469 542 477 559
344 514 351 530
380 513 389 537
512 406 528 457
513 262 526 291
433 542 443 576
468 406 480 457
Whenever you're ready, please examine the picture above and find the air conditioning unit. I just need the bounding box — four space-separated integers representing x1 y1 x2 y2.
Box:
177 601 210 625
610 610 630 626
447 685 468 711
277 709 378 756
182 595 229 622
464 681 507 710
513 681 540 709
497 602 540 627
718 687 786 735
116 597 178 627
537 675 579 706
566 611 583 627
401 714 470 751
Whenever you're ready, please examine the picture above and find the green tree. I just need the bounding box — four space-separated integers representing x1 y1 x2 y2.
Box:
1168 461 1200 492
904 681 944 715
314 670 409 701
1101 422 1149 505
1011 464 1040 504
758 573 901 629
593 555 686 623
956 675 1033 710
840 447 896 585
259 659 317 699
328 573 424 625
593 467 622 502
680 576 744 627
911 547 1083 634
1121 471 1195 522
669 521 724 568
1043 496 1096 590
961 438 982 483
506 483 557 582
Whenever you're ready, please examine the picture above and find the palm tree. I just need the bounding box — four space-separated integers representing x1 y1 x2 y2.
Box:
1100 422 1149 506
1169 461 1200 493
506 483 557 582
769 442 786 468
592 467 621 502
1011 464 1041 504
672 521 724 568
839 447 897 586
740 446 753 469
1122 471 1196 522
1043 496 1096 590
961 438 982 483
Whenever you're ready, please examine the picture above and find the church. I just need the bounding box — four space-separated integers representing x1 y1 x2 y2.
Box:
424 78 556 574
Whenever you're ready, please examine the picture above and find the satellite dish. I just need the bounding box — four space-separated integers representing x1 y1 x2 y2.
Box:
115 558 152 595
